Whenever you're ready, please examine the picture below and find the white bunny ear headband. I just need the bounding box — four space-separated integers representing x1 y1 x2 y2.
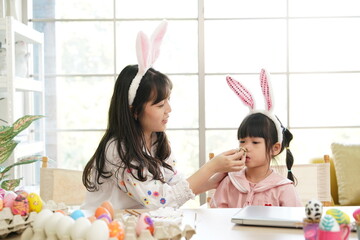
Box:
226 68 283 144
128 20 168 105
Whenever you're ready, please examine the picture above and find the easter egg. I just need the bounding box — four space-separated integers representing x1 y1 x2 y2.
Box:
305 199 323 221
15 189 28 197
33 208 53 230
326 209 350 225
101 201 114 219
70 217 91 239
352 208 360 222
95 206 111 219
85 220 109 240
0 196 3 211
11 193 29 216
0 188 6 198
44 212 64 237
70 209 85 220
27 192 43 213
97 213 111 224
3 191 17 208
56 215 75 239
319 214 340 232
109 220 125 240
136 212 154 236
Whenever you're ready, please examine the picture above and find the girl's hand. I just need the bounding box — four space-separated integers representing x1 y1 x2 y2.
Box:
208 149 246 173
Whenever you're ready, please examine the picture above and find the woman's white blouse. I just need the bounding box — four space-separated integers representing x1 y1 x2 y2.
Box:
81 139 195 211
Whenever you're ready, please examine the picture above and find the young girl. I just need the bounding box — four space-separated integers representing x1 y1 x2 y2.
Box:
81 22 244 210
210 69 302 208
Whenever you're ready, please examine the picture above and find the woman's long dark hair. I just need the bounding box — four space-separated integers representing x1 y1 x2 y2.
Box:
83 65 173 191
237 112 297 185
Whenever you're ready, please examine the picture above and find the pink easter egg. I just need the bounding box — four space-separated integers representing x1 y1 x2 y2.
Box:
353 208 360 222
11 194 29 216
0 188 6 198
135 213 154 236
4 191 17 208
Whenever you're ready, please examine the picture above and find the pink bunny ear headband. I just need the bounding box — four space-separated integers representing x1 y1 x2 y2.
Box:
128 20 168 105
226 69 283 144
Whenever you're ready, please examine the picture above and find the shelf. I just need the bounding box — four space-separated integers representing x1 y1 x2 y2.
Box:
0 16 45 185
0 17 43 44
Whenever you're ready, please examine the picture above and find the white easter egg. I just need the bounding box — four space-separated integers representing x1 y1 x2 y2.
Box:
44 212 64 237
86 220 109 240
32 208 53 229
56 215 75 239
70 217 91 239
20 227 34 240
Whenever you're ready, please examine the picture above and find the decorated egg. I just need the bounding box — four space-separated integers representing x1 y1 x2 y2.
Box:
70 209 85 220
3 191 17 208
101 200 114 219
15 189 28 197
136 212 154 236
0 188 6 198
0 196 3 211
352 208 360 222
319 214 340 232
27 192 43 213
11 193 29 216
109 220 125 240
85 220 109 240
95 206 111 219
70 217 91 239
305 199 323 221
56 215 75 239
326 208 350 225
97 213 112 224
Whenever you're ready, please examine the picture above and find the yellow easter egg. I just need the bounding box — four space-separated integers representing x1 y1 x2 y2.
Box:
326 209 350 225
27 192 43 213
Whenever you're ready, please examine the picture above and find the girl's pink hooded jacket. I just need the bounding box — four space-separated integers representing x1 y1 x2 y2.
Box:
210 169 302 208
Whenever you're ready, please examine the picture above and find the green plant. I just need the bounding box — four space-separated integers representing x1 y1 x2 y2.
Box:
0 115 43 191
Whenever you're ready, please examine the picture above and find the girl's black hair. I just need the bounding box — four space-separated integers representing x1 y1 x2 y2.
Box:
237 112 297 185
83 65 173 191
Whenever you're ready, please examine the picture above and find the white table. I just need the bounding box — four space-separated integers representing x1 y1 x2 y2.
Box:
6 207 359 240
181 208 359 240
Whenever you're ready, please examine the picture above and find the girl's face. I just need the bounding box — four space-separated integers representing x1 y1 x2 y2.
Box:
239 136 281 169
138 97 171 138
239 137 268 168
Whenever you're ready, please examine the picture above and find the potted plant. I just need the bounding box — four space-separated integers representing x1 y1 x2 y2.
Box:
0 115 43 191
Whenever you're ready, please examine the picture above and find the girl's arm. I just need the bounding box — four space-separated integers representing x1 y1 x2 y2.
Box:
187 149 245 195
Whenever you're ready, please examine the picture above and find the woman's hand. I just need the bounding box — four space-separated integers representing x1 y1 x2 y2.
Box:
208 149 246 174
187 148 246 195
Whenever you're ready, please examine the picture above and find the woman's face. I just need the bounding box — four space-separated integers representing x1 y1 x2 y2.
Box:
138 97 171 138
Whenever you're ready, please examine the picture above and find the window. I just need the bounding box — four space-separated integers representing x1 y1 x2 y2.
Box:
32 0 360 206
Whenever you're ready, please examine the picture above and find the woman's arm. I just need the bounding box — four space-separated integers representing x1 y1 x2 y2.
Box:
187 149 245 195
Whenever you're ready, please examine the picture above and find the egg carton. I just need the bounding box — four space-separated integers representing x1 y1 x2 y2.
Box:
0 207 37 239
0 200 69 239
19 209 196 240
